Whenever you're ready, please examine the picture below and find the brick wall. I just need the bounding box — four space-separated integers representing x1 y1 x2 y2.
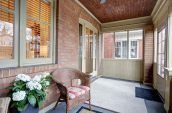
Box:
143 25 154 84
57 0 101 68
103 33 114 58
0 0 101 109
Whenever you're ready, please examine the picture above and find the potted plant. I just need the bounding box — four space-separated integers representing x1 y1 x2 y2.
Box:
9 72 52 113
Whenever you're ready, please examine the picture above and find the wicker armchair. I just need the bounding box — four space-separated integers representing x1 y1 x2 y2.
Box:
52 68 91 113
0 97 11 113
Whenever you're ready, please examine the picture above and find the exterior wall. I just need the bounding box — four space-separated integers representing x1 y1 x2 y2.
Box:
57 0 100 69
101 59 143 81
103 33 114 58
0 0 101 110
143 25 154 84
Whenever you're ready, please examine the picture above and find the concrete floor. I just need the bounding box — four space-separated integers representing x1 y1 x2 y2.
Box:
90 78 166 113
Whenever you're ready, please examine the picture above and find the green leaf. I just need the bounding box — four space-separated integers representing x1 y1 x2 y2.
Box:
28 95 37 107
17 103 28 112
38 100 43 108
10 102 17 108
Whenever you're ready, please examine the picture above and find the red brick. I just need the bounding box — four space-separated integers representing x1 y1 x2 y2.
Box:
143 25 154 84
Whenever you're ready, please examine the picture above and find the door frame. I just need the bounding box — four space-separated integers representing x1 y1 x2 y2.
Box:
79 18 98 74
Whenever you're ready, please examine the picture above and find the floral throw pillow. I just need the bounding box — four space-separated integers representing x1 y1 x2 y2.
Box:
72 79 81 87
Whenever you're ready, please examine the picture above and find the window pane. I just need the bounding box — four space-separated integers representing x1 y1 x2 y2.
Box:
115 31 127 58
129 30 143 59
130 41 137 58
115 42 121 58
0 0 15 60
122 41 127 58
26 0 51 59
157 28 166 78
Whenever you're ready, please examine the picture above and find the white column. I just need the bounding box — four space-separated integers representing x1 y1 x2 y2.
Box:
167 1 172 68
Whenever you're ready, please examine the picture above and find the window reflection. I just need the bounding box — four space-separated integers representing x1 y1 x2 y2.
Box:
0 20 14 60
26 0 51 59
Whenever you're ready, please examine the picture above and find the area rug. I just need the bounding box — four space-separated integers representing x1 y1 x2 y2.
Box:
47 102 118 113
135 87 163 103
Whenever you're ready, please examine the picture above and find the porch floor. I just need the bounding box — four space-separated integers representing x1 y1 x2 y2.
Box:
91 78 166 113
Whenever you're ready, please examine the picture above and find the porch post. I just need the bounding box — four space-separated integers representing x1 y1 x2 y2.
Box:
164 1 172 112
167 0 172 68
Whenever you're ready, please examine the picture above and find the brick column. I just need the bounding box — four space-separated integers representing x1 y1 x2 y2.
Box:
103 33 114 58
143 25 154 84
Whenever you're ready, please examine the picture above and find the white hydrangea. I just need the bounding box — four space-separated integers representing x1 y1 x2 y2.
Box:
12 91 26 101
42 72 50 78
15 74 31 82
32 75 42 82
26 80 42 90
45 81 50 86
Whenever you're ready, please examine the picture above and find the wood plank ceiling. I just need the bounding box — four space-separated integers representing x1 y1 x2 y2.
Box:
79 0 157 23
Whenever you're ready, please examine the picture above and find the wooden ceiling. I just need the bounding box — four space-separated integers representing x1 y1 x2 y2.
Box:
79 0 157 23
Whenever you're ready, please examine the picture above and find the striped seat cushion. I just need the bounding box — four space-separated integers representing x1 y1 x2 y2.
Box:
68 86 90 99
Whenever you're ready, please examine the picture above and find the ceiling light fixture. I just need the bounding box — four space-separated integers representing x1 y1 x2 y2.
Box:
100 0 106 4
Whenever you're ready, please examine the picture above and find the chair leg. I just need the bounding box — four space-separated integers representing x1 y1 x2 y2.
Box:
89 99 91 111
53 97 60 110
66 105 70 113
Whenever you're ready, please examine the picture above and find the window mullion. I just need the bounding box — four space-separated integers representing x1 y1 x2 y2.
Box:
127 30 129 59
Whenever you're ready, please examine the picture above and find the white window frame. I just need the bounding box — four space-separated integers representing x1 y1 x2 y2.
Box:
115 40 128 59
0 0 19 68
0 0 56 68
129 40 139 59
157 27 167 78
114 29 143 60
19 0 56 66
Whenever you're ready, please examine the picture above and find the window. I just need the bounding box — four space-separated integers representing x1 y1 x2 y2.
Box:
0 0 19 68
157 28 166 78
26 0 51 59
129 30 143 59
0 0 56 68
115 31 127 58
20 0 56 66
115 41 128 58
111 30 143 59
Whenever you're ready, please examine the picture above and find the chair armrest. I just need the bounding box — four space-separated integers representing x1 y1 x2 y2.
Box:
81 73 91 87
0 97 11 113
55 82 68 95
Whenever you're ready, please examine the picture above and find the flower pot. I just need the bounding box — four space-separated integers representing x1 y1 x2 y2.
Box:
10 104 39 113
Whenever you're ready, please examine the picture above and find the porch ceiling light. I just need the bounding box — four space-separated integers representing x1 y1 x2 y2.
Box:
100 0 106 4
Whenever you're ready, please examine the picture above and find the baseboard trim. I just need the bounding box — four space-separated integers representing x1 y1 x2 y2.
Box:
100 76 141 83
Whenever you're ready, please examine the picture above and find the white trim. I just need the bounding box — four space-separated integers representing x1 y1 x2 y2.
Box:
151 0 170 26
19 0 56 66
79 18 98 33
151 0 167 22
103 16 152 26
0 0 19 68
75 0 102 25
79 18 98 73
167 6 172 68
102 16 152 33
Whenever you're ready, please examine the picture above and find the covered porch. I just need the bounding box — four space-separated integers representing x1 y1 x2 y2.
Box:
0 0 172 113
